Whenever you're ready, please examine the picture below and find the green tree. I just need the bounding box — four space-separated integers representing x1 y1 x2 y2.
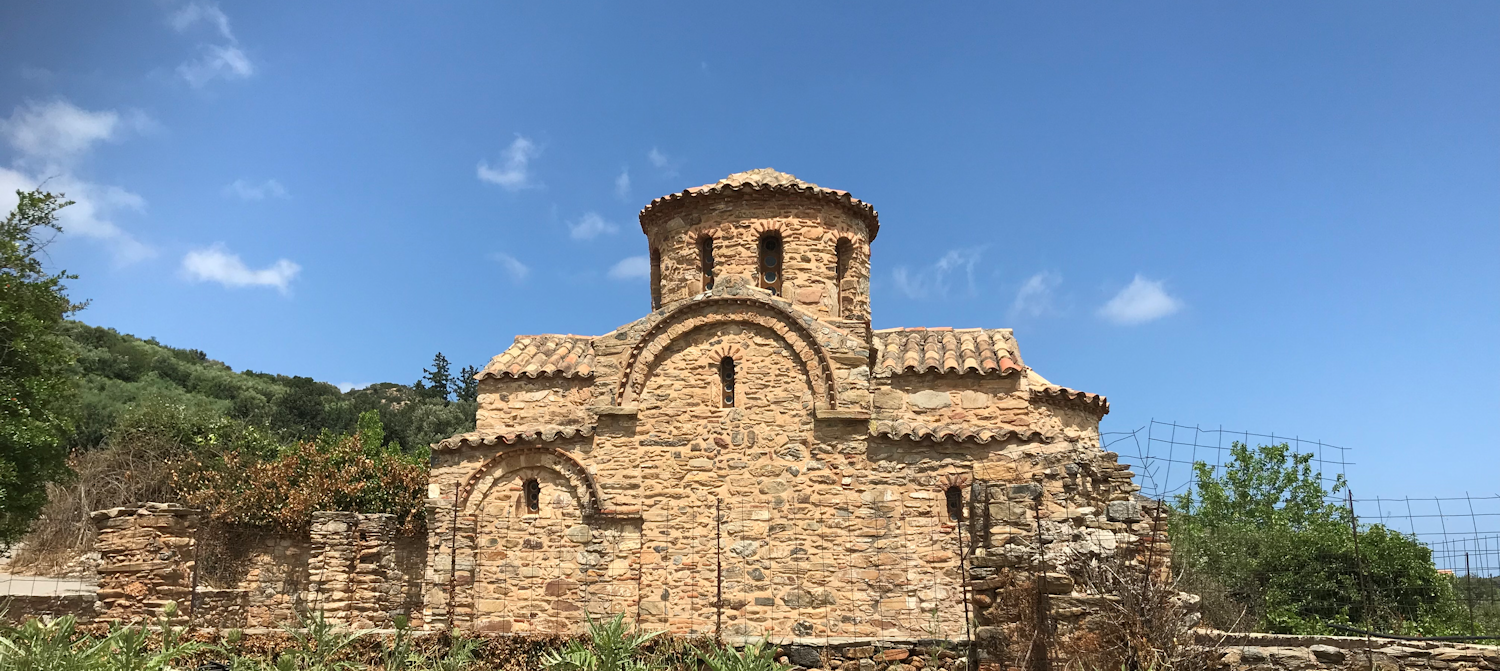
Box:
456 364 479 403
0 190 84 542
1173 442 1462 634
422 352 453 403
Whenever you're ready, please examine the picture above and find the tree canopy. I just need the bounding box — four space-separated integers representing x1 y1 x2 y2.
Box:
0 190 82 543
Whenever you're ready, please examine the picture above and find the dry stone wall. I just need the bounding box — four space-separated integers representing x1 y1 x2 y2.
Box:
92 503 199 623
88 504 423 629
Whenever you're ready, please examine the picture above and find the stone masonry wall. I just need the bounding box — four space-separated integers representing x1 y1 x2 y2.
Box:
84 504 421 629
1202 632 1500 671
92 503 199 623
646 196 874 323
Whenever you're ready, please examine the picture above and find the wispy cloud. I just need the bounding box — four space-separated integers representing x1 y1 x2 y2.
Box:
223 178 288 201
614 168 631 199
490 252 529 281
170 2 253 87
181 243 300 293
1009 271 1062 319
335 382 369 393
647 147 679 177
891 248 983 300
607 255 650 281
0 99 149 167
477 135 541 191
0 99 155 264
1098 275 1183 325
568 212 618 241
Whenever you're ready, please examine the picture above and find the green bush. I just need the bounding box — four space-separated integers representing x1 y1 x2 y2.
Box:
1172 442 1468 635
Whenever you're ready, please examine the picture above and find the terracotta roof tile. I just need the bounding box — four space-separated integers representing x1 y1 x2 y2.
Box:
641 168 880 239
871 328 1021 377
1030 386 1110 416
871 420 1050 445
433 425 595 451
477 336 595 380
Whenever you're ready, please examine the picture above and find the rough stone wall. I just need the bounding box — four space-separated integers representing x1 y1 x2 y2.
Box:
305 512 411 629
92 503 199 623
1202 632 1500 671
195 532 309 628
476 376 595 433
646 196 874 323
965 448 1171 670
81 504 422 629
874 373 1031 430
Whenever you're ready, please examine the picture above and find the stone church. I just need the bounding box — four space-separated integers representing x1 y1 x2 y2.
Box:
423 169 1126 639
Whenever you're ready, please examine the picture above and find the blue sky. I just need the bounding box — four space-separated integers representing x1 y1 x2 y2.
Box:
1 2 1495 501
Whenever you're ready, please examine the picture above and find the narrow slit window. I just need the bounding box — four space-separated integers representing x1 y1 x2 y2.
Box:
649 247 663 309
757 233 783 296
835 238 853 317
945 486 964 522
719 356 736 408
698 235 715 291
523 478 541 513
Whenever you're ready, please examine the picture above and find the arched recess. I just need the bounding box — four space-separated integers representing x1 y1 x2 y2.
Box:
617 296 839 408
457 445 604 517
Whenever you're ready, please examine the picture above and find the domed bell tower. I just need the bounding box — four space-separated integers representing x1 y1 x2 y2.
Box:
637 168 878 325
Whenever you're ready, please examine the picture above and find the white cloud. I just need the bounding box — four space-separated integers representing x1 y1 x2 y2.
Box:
335 382 368 393
891 248 983 300
614 168 630 199
0 100 156 264
0 100 139 167
170 2 233 40
607 255 651 281
648 148 668 168
568 212 618 241
646 147 679 176
223 178 288 201
170 2 253 87
0 169 156 265
1009 271 1061 319
477 135 541 191
180 243 300 293
1098 274 1183 325
490 252 529 281
177 45 254 87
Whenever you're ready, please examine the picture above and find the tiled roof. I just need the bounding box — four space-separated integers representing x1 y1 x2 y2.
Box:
870 420 1050 445
1030 386 1110 416
641 168 880 239
477 336 595 380
433 425 595 451
872 328 1021 377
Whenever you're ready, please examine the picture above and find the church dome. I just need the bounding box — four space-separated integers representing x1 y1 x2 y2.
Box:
639 168 880 240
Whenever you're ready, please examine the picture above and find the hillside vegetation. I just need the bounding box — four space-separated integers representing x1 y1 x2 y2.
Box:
8 321 480 570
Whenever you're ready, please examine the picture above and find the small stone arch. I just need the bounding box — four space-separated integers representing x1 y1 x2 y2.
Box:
458 445 604 517
617 296 838 408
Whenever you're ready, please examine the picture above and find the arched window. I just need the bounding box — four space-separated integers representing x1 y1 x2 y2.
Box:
945 486 964 522
650 247 663 309
719 356 736 408
835 238 853 317
523 478 541 513
698 235 715 292
757 232 783 296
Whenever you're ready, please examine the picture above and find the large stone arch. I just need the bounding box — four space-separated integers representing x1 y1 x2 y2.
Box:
457 445 603 517
617 296 838 408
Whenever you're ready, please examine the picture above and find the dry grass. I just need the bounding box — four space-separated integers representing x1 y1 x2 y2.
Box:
6 443 182 574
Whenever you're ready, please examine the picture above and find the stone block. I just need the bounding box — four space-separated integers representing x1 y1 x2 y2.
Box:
909 390 951 409
1106 501 1143 523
